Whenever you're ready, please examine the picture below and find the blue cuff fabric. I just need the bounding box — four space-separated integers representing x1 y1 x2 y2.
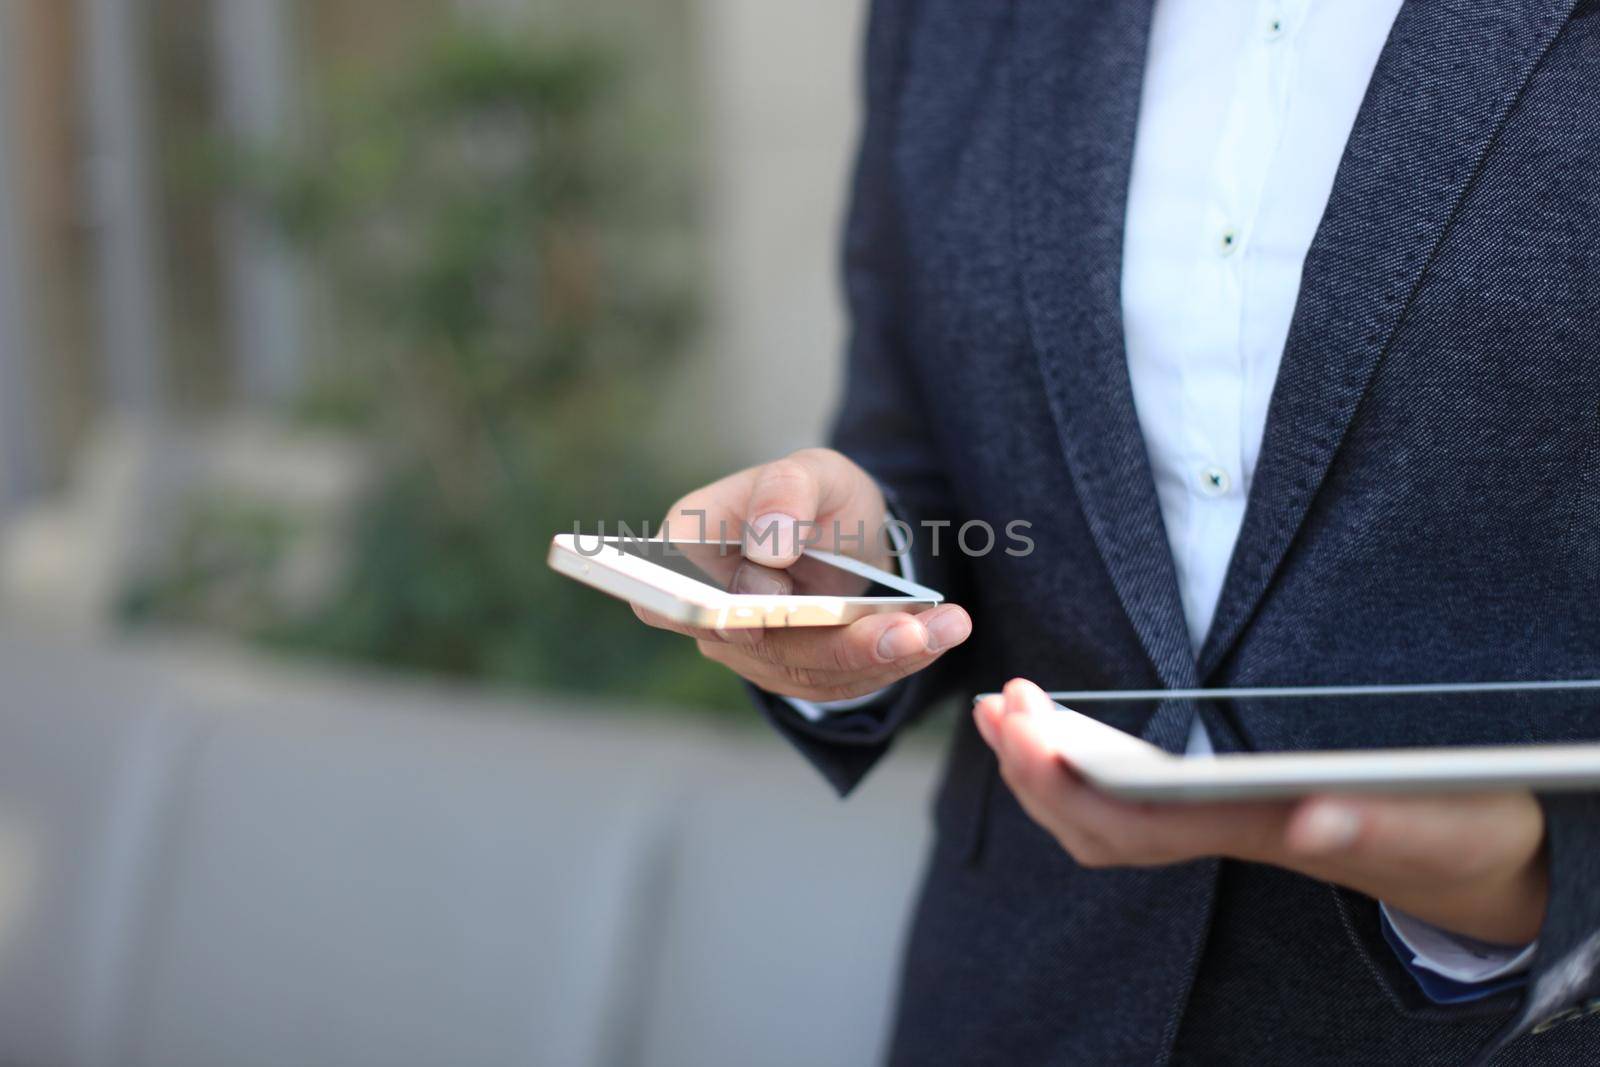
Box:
1380 911 1531 1005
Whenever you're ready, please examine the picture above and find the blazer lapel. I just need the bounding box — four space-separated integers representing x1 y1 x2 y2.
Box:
1013 0 1201 720
1197 0 1582 679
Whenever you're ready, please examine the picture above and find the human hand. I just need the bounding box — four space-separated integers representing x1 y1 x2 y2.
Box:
633 448 971 702
976 679 1548 945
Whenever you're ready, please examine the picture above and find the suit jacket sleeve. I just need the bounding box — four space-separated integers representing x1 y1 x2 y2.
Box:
750 0 972 796
1489 794 1600 1050
1326 793 1600 1062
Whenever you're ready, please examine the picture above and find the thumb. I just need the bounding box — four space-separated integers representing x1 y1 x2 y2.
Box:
742 454 826 566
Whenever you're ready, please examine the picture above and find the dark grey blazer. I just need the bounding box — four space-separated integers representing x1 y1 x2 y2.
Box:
753 0 1600 1063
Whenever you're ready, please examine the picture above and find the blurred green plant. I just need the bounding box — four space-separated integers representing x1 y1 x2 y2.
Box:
125 24 742 714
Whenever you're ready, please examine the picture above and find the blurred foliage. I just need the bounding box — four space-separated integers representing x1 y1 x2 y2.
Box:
125 22 743 714
123 494 302 631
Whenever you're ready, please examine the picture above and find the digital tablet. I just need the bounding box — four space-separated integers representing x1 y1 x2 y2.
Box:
548 534 942 628
976 689 1600 803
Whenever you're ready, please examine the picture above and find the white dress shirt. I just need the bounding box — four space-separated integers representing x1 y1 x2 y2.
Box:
800 0 1534 981
1125 0 1402 653
1123 0 1532 981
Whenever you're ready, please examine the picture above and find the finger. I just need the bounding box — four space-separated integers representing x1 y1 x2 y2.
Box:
986 683 1114 860
1278 793 1549 944
1039 754 1287 865
629 602 743 642
698 637 932 702
994 679 1076 806
996 680 1290 865
696 605 970 701
987 679 1238 869
1283 792 1544 882
653 479 769 591
742 605 970 675
1083 792 1289 866
730 561 794 596
629 603 765 650
1282 796 1367 859
742 449 865 565
632 603 717 639
972 694 1004 746
659 471 756 545
989 681 1104 792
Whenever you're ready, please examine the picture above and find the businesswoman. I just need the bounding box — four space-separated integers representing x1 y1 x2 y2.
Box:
638 1 1600 1062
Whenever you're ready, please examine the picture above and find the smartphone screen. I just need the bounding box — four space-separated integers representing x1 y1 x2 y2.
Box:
603 539 906 598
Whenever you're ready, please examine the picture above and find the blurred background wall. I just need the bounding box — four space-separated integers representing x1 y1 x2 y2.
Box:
0 0 870 711
0 0 860 470
0 3 949 1065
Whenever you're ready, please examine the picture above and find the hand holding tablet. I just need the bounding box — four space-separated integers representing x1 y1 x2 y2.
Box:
976 678 1600 802
973 679 1555 944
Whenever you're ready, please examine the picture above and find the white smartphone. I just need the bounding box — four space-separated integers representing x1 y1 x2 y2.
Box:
548 534 942 628
976 694 1600 802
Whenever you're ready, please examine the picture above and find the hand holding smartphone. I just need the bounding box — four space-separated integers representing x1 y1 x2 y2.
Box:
548 536 942 628
552 448 972 704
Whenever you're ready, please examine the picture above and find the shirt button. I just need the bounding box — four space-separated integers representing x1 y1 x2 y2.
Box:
1217 227 1241 257
1198 466 1232 497
1264 14 1287 40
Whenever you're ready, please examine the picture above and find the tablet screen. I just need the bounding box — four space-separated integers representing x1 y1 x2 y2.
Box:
604 539 906 598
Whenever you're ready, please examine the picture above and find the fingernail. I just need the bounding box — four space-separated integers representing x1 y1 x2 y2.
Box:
925 609 971 652
748 513 798 560
877 621 927 661
1299 805 1361 852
